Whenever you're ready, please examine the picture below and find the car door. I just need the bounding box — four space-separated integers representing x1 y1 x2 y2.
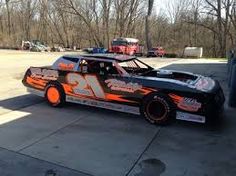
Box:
65 58 107 100
97 61 143 107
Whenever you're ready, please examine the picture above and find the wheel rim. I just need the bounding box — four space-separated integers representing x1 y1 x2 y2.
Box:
146 100 167 121
47 87 60 104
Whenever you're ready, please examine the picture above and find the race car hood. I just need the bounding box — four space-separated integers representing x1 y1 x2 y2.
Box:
140 69 216 92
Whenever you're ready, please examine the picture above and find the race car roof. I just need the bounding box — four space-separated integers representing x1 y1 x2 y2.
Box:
63 54 136 62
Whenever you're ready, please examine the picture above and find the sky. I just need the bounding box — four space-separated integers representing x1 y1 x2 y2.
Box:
154 0 168 14
154 0 173 15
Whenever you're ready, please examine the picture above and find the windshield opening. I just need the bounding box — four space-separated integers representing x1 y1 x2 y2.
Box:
112 41 128 46
118 59 153 75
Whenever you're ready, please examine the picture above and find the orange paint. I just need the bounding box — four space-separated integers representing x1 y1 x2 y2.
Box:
169 93 201 112
169 93 183 104
58 63 74 70
106 93 136 103
139 87 156 95
26 76 46 90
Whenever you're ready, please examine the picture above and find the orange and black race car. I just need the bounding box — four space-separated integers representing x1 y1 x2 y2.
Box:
22 54 225 125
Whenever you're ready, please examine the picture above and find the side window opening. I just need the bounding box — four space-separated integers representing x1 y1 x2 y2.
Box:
63 57 79 63
98 62 119 76
78 59 89 73
78 59 119 76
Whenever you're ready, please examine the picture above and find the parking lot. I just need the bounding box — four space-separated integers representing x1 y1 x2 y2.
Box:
0 50 235 176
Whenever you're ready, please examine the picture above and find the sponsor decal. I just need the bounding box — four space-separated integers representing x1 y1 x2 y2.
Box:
177 98 202 112
169 94 201 112
30 68 58 80
176 111 206 123
58 62 74 70
105 79 142 93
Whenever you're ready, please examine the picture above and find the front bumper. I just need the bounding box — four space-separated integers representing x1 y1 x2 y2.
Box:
204 82 225 122
176 80 225 124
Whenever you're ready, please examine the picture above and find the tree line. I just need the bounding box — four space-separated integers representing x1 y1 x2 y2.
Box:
0 0 236 57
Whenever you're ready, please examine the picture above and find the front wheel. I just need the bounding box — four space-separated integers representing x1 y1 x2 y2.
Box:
141 93 175 125
45 83 65 107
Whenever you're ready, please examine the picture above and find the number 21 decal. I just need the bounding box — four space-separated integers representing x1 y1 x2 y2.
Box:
67 73 106 99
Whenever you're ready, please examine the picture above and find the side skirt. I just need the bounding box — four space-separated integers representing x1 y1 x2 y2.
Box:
66 95 140 115
27 87 140 115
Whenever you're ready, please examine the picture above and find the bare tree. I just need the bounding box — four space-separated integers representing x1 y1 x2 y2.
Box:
204 0 233 57
5 0 11 36
191 0 202 46
0 0 235 57
145 0 154 50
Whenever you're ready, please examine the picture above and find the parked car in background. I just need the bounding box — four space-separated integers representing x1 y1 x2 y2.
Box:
83 47 108 54
51 45 65 52
22 40 50 52
147 47 165 57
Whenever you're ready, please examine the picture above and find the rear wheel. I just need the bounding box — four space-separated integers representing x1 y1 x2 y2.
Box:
45 83 65 107
141 93 175 125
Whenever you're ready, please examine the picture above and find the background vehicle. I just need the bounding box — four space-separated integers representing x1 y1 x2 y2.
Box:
22 40 50 52
51 44 65 52
110 38 144 56
22 54 225 125
83 47 108 54
147 47 166 57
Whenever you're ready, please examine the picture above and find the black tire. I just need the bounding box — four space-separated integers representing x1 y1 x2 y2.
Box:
141 93 175 125
45 83 65 107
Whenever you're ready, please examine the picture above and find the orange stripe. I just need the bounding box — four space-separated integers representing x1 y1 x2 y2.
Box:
62 83 137 103
105 93 137 103
26 77 46 90
169 93 183 103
